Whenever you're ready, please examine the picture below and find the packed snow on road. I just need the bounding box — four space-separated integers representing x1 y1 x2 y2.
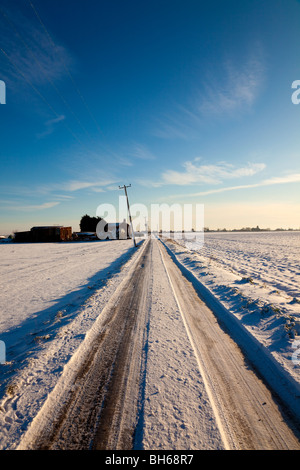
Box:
0 231 299 449
164 231 300 386
0 239 142 448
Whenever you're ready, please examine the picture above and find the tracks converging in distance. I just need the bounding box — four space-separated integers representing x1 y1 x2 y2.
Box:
19 238 300 450
20 239 152 450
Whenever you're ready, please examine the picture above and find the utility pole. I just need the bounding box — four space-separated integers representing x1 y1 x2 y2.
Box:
119 184 137 247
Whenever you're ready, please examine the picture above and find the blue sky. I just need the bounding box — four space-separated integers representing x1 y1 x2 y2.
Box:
0 0 300 233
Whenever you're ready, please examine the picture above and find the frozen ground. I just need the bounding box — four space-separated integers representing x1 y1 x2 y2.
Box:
0 232 299 449
0 239 142 449
182 231 299 298
163 231 300 385
0 239 138 333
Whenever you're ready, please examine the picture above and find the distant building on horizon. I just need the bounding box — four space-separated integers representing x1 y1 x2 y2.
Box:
14 226 72 243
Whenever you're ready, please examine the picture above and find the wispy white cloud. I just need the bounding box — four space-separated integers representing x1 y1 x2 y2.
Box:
199 54 265 116
53 194 74 200
178 172 300 197
0 176 119 203
131 143 156 160
138 159 266 188
116 156 134 167
0 4 75 99
37 115 66 138
62 179 118 192
162 160 266 186
151 115 194 140
8 201 60 211
106 185 120 191
262 173 300 185
152 48 265 139
135 178 164 188
117 143 157 167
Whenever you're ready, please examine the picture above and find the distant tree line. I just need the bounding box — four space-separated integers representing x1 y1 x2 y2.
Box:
202 226 298 232
79 215 299 234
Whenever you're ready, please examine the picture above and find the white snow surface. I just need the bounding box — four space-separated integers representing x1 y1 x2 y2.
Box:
134 240 224 450
0 232 299 449
0 240 137 333
163 231 300 386
0 239 141 449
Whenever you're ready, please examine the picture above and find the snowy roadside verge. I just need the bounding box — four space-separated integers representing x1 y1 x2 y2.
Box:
0 239 146 450
17 238 150 451
160 238 300 423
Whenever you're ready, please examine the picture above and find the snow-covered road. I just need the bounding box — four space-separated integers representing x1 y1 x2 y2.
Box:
0 239 143 449
15 239 224 450
8 239 300 450
158 240 300 449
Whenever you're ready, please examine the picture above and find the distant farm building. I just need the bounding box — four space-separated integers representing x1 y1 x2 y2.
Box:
97 220 131 240
74 232 98 241
14 226 72 243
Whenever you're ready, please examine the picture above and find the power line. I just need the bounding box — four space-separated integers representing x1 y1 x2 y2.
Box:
25 0 123 163
0 46 84 146
0 5 91 139
0 5 117 161
27 0 104 137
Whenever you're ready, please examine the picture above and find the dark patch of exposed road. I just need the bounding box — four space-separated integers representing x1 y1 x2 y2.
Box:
25 240 152 450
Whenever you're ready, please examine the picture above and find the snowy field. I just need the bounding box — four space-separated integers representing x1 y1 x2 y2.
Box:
0 239 142 449
0 232 299 449
163 231 300 385
183 231 299 299
0 239 137 333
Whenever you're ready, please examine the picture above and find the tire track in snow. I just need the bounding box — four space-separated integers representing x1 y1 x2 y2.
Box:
17 239 151 450
158 240 300 450
17 238 300 450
